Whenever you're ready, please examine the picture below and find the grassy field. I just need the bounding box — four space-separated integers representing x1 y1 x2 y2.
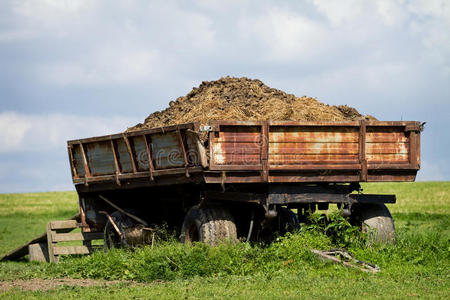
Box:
0 182 449 299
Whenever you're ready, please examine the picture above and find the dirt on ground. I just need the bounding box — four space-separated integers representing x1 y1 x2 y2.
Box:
128 76 375 131
0 278 124 292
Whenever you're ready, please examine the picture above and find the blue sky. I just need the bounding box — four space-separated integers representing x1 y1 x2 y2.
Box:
0 0 449 193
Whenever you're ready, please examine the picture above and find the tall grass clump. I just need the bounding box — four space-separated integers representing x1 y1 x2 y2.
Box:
47 230 333 282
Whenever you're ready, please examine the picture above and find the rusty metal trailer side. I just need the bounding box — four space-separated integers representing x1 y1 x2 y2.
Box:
205 120 421 184
68 120 421 190
68 123 207 189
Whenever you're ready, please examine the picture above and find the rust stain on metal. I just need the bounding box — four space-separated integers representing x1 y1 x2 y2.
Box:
69 121 422 187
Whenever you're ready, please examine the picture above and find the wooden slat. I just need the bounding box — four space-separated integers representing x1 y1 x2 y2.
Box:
51 232 104 242
47 222 57 263
50 220 79 230
53 246 90 255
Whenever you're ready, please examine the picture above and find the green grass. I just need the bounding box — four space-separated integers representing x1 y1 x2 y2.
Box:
0 182 449 299
0 192 78 255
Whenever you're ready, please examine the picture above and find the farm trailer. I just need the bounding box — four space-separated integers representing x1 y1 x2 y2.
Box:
68 120 422 246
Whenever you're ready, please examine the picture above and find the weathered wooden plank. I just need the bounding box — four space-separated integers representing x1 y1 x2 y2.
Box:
29 243 49 262
50 220 79 230
53 246 90 255
47 222 57 263
51 232 104 242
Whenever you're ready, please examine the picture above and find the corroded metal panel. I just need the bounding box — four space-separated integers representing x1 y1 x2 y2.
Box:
84 141 116 176
72 144 85 177
116 139 133 173
206 120 422 184
151 131 185 169
210 125 262 169
366 126 410 166
67 120 422 187
67 123 203 186
131 136 148 172
268 126 360 166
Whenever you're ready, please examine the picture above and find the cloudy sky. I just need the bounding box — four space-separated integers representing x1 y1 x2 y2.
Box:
0 0 449 193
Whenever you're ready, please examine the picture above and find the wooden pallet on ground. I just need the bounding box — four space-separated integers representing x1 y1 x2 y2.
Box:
46 220 103 263
1 213 80 262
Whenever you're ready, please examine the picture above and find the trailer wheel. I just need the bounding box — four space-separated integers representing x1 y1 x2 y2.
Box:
353 204 395 244
278 207 300 234
181 205 237 246
103 210 136 250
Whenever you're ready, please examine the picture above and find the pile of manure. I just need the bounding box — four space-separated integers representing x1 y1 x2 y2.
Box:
128 77 374 131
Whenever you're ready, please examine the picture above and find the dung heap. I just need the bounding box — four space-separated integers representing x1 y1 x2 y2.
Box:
128 77 374 131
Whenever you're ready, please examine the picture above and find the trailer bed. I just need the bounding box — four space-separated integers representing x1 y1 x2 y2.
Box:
68 120 421 191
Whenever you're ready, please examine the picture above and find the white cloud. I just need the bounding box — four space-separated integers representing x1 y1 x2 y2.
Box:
13 0 91 18
0 112 32 152
312 0 366 27
239 8 329 63
5 0 216 85
0 112 138 153
37 47 162 85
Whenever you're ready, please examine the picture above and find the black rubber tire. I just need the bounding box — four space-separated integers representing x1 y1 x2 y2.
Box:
278 207 300 234
180 205 237 246
353 204 396 244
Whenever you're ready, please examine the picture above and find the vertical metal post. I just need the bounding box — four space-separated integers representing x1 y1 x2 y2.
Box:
409 131 418 169
78 142 91 186
177 128 190 178
261 121 269 182
143 134 155 181
67 145 78 179
110 140 121 185
122 134 137 173
359 120 367 181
